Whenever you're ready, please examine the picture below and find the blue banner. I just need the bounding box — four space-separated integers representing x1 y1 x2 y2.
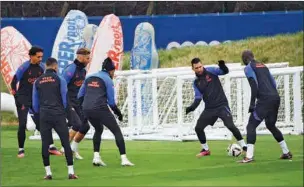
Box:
1 11 303 61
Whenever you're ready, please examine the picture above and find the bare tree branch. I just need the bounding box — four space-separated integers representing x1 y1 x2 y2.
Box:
60 2 69 17
146 1 154 15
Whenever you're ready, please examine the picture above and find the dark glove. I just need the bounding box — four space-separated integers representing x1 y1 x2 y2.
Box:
218 60 229 74
185 107 193 115
248 105 255 113
118 114 123 121
111 105 123 121
218 60 225 66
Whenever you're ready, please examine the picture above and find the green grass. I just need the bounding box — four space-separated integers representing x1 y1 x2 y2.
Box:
122 32 303 69
1 126 303 186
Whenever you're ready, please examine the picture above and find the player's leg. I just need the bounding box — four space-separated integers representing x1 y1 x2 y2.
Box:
53 114 78 179
60 106 78 153
83 110 106 166
195 110 217 157
92 121 104 157
239 111 263 163
64 106 84 159
219 106 247 151
67 106 81 142
31 110 61 156
39 115 54 180
16 104 29 158
101 109 134 166
70 106 90 159
265 100 292 159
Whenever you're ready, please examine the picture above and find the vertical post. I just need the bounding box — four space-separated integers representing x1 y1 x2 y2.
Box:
224 75 231 106
242 78 250 134
293 72 303 134
176 76 183 140
284 75 290 124
224 75 232 139
236 78 243 126
136 79 142 135
127 76 134 138
152 76 159 129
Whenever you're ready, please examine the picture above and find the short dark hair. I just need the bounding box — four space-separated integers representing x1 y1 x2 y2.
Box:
46 57 57 66
102 57 115 71
76 48 91 55
28 46 44 56
191 58 201 66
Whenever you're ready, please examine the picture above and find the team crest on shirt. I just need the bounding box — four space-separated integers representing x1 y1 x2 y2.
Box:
206 75 212 82
28 77 37 84
74 80 83 87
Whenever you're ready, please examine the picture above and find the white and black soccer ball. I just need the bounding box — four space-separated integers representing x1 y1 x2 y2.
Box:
227 143 242 157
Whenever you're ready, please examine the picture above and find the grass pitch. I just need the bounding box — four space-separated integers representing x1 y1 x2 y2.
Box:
1 126 303 186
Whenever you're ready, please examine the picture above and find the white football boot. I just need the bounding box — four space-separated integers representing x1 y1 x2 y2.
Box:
92 156 107 167
121 155 135 166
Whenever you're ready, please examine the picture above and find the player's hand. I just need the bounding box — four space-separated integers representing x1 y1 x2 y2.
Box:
218 60 225 66
11 89 16 96
118 114 123 121
248 105 255 113
185 107 192 115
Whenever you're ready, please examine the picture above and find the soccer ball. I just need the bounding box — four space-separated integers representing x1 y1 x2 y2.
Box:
227 143 242 157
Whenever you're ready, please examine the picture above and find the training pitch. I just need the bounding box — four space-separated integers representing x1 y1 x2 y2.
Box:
1 126 303 186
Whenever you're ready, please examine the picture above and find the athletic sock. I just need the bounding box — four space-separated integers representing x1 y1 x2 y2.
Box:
279 140 289 154
201 143 209 151
45 166 52 176
246 144 254 159
71 141 79 152
238 139 247 148
94 152 100 158
68 165 74 175
121 154 127 161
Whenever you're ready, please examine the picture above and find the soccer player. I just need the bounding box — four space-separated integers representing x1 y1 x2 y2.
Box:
11 46 61 158
239 50 292 163
60 48 91 159
32 57 78 180
186 58 247 157
78 57 134 166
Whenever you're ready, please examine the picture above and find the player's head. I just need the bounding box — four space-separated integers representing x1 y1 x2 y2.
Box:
76 48 91 66
102 57 115 79
29 46 43 64
241 50 254 65
191 57 204 76
46 57 58 72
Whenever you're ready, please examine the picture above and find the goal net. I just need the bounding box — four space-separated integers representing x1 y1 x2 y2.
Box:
29 62 303 141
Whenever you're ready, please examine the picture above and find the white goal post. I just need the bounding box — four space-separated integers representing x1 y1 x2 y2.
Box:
110 65 302 141
29 62 303 141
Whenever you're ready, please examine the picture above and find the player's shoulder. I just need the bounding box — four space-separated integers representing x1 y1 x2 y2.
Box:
193 78 199 87
63 63 76 73
39 63 45 70
244 64 250 72
100 71 114 85
251 61 267 68
205 66 213 71
57 75 68 84
18 61 31 70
